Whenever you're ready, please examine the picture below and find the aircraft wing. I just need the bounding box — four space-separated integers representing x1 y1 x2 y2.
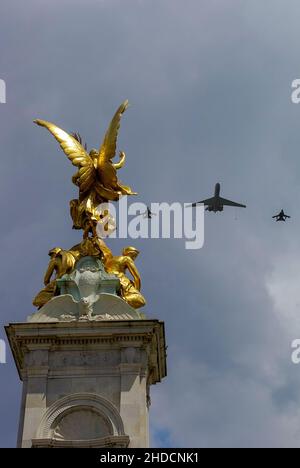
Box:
219 197 246 208
190 197 215 207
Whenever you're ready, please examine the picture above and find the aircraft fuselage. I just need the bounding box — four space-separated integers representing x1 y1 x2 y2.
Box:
207 183 223 212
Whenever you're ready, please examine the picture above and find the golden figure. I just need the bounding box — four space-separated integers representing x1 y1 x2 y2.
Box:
33 247 79 309
95 238 146 309
34 100 136 236
69 237 104 259
33 102 146 312
33 238 146 310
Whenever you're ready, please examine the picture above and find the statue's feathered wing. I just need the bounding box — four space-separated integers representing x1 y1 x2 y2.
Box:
97 100 136 195
33 119 96 194
98 100 128 168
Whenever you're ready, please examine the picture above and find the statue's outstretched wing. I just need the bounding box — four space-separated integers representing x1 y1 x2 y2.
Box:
98 100 129 169
34 119 96 193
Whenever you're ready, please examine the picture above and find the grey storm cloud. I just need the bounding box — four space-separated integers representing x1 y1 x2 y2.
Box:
1 0 300 447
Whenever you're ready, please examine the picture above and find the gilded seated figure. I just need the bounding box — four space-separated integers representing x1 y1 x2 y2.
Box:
95 238 146 310
33 247 79 309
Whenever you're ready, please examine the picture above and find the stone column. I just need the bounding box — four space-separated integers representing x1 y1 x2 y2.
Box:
6 320 166 448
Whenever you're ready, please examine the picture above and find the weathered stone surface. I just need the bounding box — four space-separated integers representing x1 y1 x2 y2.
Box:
29 256 146 323
6 320 167 448
27 293 144 323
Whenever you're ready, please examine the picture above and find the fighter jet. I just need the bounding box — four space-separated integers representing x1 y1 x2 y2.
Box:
142 207 156 219
190 183 246 212
272 210 291 222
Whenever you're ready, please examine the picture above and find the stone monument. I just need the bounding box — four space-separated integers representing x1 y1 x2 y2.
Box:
6 101 167 448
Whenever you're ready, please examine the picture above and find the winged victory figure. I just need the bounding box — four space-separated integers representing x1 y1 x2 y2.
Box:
34 100 136 237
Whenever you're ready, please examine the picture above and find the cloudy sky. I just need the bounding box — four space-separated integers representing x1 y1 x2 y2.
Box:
1 0 300 448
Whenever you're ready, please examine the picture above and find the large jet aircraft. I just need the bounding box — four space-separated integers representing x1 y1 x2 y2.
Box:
190 183 246 212
272 209 290 222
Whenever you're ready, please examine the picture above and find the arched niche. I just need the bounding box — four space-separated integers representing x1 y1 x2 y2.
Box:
32 393 129 448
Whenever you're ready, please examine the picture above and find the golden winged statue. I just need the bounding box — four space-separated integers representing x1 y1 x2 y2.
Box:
34 100 136 237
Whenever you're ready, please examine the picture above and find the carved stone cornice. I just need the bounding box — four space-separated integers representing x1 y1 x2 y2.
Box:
5 319 167 386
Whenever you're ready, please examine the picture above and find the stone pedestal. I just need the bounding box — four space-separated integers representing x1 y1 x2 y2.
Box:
6 320 166 448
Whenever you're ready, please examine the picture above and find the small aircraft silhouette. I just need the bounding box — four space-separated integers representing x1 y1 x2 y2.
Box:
190 183 246 212
272 210 291 222
142 207 156 219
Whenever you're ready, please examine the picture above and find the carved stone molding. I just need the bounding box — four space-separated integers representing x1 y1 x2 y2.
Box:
5 320 167 385
32 435 130 448
34 393 127 448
